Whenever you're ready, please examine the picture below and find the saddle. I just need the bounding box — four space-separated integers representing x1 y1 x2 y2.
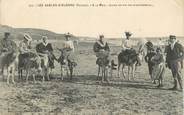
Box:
18 52 38 68
96 57 109 66
0 51 17 67
120 49 138 65
58 49 77 67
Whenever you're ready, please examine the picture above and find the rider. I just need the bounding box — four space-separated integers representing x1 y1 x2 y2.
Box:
58 33 76 65
121 32 141 65
63 33 75 52
18 33 33 66
93 35 110 65
36 36 57 68
0 32 17 55
0 32 17 70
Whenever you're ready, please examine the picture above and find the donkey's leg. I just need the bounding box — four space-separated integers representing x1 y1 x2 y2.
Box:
18 68 21 81
110 67 113 79
2 67 4 81
60 66 64 80
97 66 100 77
19 69 23 81
33 74 36 83
127 66 130 81
69 66 73 80
7 67 10 84
105 67 109 83
12 66 15 84
132 64 135 81
26 70 30 83
46 68 50 81
97 66 101 81
66 67 69 79
118 63 121 77
101 67 103 83
122 64 126 79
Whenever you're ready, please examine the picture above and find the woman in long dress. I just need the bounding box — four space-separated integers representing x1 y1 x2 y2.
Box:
151 47 165 88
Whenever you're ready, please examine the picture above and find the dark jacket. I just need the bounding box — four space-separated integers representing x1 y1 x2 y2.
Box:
93 41 110 52
165 42 184 62
36 42 56 68
145 51 156 63
36 42 53 53
0 39 17 54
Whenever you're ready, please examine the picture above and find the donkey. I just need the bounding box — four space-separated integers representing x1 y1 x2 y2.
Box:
18 52 43 83
118 50 141 81
58 48 77 80
0 51 18 84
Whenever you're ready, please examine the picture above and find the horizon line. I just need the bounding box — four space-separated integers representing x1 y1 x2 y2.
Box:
1 24 184 39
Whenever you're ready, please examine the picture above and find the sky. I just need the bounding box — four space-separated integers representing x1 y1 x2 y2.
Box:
0 0 184 38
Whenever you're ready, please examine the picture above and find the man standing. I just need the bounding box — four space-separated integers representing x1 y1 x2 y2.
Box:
165 35 183 90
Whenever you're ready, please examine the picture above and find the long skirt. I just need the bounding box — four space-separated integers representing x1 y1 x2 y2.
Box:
152 63 165 80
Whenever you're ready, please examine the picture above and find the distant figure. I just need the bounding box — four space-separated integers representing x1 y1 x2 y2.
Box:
165 35 184 90
136 38 147 62
137 38 147 53
151 47 165 88
158 38 165 50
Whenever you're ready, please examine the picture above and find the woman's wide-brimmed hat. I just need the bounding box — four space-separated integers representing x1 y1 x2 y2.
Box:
156 47 162 52
24 33 32 41
125 32 132 37
65 32 72 37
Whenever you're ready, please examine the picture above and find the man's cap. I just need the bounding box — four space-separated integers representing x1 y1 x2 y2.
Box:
99 34 104 38
169 35 176 39
24 33 32 41
42 36 48 39
4 32 10 36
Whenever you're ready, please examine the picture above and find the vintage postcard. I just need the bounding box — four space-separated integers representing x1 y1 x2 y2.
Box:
0 0 183 115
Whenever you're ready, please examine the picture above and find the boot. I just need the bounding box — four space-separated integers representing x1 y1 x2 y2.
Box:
169 79 177 90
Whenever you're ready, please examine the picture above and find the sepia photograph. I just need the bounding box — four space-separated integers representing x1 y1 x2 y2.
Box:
0 0 184 114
